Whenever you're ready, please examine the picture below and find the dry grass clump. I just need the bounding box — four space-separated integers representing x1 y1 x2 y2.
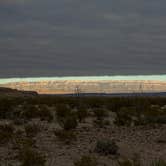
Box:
74 155 97 166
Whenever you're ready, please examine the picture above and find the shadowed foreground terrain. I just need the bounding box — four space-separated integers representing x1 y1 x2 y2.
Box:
0 89 166 166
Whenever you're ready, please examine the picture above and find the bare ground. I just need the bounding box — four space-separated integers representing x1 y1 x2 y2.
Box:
1 118 165 166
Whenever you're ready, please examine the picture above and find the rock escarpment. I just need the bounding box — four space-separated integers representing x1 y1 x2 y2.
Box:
0 80 166 94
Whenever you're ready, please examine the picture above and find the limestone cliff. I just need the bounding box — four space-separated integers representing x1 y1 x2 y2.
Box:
0 80 166 94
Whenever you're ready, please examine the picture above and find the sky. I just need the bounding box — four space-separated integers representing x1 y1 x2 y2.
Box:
0 0 166 78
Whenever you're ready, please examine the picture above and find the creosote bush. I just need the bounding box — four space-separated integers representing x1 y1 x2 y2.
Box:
0 123 14 144
93 108 107 120
38 105 53 122
95 139 118 155
56 104 78 130
93 119 110 128
118 157 141 166
93 108 109 128
21 104 39 120
76 108 88 122
150 159 166 166
24 123 41 138
0 98 13 119
56 104 71 119
62 115 78 130
74 155 97 166
13 130 36 150
114 107 135 126
18 147 46 166
20 104 53 122
54 129 76 144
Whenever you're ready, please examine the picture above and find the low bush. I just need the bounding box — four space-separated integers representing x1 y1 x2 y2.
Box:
20 104 39 119
74 155 97 166
95 139 118 155
62 115 78 130
93 119 110 128
114 107 133 126
24 123 41 138
21 104 53 122
118 154 141 166
56 104 71 119
118 159 134 166
93 108 107 121
56 104 78 130
13 136 36 150
118 159 141 166
0 98 13 119
38 105 53 122
144 111 166 124
0 123 14 144
76 108 88 122
151 160 166 166
18 147 46 166
54 129 76 144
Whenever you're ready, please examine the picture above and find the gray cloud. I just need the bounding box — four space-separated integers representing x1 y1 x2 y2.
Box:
0 0 166 77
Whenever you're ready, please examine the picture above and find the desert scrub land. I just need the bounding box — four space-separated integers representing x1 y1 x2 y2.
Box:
0 95 166 166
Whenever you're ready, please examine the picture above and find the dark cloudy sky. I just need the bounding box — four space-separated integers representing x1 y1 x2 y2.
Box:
0 0 166 77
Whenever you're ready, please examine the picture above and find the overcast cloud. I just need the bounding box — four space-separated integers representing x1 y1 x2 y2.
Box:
0 0 166 77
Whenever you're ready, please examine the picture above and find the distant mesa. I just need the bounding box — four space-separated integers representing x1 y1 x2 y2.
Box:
0 76 166 95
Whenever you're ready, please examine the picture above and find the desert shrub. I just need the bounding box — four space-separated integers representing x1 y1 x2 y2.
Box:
151 160 166 166
38 105 53 122
93 119 110 128
56 104 71 119
74 155 97 166
95 139 118 155
13 136 36 150
21 104 40 120
18 147 46 166
118 159 134 166
62 115 78 130
85 97 105 108
13 118 26 126
54 129 76 144
0 98 13 119
20 104 53 122
56 104 78 130
114 107 133 126
93 108 107 120
118 154 141 166
76 108 88 122
143 109 166 124
24 123 40 138
93 108 109 128
0 123 14 144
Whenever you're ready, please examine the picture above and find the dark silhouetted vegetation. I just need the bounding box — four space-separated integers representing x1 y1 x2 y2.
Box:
0 123 14 144
74 155 97 166
95 139 119 155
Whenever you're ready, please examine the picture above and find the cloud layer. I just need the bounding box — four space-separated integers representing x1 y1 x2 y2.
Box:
0 0 166 77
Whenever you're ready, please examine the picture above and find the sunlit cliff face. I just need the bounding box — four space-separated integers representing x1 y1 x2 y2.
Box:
0 75 166 94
